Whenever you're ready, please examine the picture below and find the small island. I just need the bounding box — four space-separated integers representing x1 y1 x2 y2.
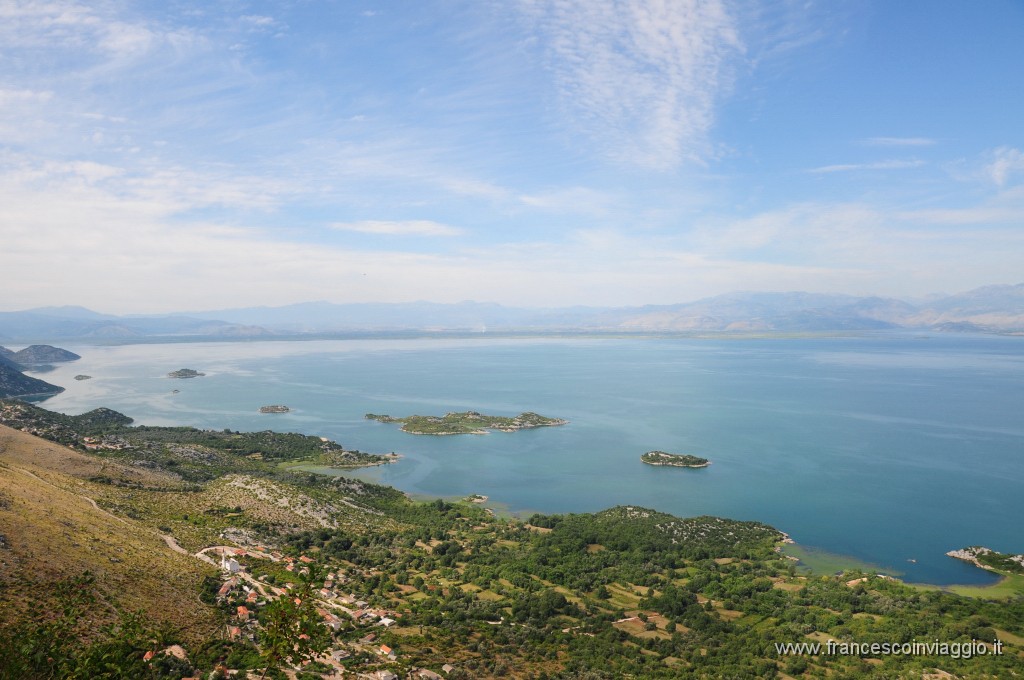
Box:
74 375 92 381
259 405 291 414
167 368 205 379
366 410 567 435
641 450 710 468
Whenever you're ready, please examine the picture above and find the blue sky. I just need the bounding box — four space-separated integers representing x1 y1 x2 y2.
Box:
2 0 1023 313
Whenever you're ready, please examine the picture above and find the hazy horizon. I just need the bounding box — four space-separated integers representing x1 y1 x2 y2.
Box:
6 280 1020 320
3 1 1023 314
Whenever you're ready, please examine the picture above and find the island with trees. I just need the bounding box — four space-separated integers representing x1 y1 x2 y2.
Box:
641 450 710 468
365 410 567 435
167 368 205 379
259 405 290 414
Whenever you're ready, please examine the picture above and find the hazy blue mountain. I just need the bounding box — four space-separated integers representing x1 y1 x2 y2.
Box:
918 283 1024 314
3 283 1023 338
0 310 272 342
10 345 81 365
23 305 119 320
185 300 608 332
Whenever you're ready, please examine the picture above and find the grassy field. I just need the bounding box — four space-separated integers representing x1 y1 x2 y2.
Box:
909 573 1024 600
781 543 901 578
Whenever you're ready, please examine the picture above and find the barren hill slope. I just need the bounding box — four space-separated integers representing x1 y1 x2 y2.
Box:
0 424 221 644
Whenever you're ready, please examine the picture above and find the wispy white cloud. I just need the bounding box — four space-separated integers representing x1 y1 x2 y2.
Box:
985 146 1024 187
239 14 285 35
522 0 742 169
862 137 937 147
689 198 1024 297
4 145 1023 312
808 159 925 174
0 88 54 105
518 186 612 215
330 220 463 237
0 1 161 56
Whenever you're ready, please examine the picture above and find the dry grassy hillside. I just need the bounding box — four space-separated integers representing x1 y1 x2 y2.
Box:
0 424 221 644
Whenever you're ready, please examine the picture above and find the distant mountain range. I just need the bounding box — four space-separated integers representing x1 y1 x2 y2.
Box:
2 283 1023 341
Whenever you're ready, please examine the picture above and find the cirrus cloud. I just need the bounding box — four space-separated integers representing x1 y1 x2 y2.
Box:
521 0 742 169
330 220 464 237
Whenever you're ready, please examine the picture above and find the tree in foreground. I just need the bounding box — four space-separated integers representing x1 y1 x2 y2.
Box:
256 566 330 680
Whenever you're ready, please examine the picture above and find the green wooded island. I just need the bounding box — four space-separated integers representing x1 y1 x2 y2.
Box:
641 450 711 468
259 405 290 413
366 410 567 435
168 368 205 379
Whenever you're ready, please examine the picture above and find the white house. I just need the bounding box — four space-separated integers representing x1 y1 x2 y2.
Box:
221 554 241 574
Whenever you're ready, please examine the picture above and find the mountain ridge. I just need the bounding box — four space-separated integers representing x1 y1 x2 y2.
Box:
2 283 1023 339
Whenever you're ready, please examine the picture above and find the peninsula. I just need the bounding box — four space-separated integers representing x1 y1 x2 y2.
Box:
259 405 290 413
641 450 710 468
947 546 1024 574
366 410 567 435
167 368 205 378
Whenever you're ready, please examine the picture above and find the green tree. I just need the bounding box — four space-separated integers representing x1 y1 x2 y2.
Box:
256 567 330 680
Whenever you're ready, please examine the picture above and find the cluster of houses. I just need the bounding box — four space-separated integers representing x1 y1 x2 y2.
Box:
208 545 457 678
81 435 131 451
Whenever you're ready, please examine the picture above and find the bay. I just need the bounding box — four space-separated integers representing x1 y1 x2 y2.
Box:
32 332 1024 586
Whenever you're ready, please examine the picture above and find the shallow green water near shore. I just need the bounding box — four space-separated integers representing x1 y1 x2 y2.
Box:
36 332 1024 585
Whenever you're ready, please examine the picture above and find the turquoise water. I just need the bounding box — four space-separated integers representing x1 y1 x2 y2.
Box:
33 333 1024 586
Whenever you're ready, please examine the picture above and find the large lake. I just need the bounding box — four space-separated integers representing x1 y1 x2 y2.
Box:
34 333 1024 585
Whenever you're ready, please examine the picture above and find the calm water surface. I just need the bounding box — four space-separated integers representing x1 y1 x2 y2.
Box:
34 333 1024 585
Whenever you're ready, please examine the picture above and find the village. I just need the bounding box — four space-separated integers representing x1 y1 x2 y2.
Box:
200 543 459 679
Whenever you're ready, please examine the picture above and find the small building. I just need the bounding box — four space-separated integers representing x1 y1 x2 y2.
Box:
221 554 241 574
237 605 249 621
216 578 237 599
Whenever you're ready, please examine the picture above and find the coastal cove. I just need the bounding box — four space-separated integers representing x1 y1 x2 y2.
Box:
32 333 1024 586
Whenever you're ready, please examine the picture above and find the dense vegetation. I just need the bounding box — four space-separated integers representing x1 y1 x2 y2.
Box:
366 410 567 434
167 368 205 378
1 400 1022 678
0 399 393 483
641 451 710 468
